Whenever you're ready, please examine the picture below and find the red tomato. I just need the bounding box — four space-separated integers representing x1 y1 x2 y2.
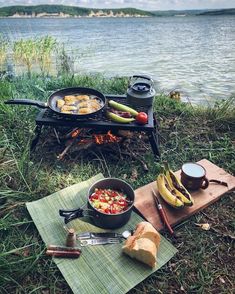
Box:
135 112 148 124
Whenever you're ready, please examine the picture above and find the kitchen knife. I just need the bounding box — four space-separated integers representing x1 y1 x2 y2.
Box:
152 189 174 235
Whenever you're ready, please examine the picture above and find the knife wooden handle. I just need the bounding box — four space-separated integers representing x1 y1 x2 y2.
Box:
158 205 174 235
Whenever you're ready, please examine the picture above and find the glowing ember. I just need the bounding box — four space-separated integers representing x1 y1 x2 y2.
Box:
93 131 121 145
71 129 82 138
64 128 121 146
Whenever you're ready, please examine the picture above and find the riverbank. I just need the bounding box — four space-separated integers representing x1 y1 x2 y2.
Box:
0 5 154 18
0 74 234 293
3 12 150 18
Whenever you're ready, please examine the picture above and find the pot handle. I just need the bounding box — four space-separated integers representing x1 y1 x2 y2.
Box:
4 99 47 109
59 208 84 224
59 208 96 224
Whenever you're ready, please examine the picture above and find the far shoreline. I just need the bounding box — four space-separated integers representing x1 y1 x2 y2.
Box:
0 16 151 19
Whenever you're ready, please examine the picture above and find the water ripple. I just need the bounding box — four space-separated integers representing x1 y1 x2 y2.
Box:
1 16 235 104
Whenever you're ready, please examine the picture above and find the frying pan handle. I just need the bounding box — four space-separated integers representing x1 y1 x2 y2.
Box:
4 99 47 109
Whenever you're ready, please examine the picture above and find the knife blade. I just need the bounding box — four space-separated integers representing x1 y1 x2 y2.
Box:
80 238 121 246
77 232 122 240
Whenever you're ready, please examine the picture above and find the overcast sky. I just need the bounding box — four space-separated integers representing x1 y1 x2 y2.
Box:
0 0 234 11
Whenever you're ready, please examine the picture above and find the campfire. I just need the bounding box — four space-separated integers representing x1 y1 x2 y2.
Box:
42 127 150 171
32 95 160 170
93 130 121 145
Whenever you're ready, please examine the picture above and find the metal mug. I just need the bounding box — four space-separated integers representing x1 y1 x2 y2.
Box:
181 162 209 190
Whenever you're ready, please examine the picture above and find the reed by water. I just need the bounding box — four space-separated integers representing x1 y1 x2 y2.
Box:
0 35 72 76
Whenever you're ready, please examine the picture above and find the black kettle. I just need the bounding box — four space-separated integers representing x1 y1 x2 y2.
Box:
126 74 156 107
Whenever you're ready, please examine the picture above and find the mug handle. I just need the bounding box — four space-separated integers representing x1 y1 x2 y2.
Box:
201 177 209 189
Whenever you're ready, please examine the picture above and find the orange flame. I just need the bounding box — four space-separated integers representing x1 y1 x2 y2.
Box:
93 131 121 145
71 129 82 138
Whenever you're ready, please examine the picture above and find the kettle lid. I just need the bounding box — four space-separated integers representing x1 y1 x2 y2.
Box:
127 74 156 99
131 82 151 93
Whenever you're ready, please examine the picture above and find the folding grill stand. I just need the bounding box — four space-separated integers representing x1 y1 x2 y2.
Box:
32 95 160 157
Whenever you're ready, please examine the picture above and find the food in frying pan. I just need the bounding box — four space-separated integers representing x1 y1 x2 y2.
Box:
57 94 103 115
79 101 88 108
89 188 131 214
61 105 77 113
64 95 77 104
57 99 65 108
77 95 90 101
89 99 101 110
78 108 90 114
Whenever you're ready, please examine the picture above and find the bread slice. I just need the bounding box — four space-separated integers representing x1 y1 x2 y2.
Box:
122 221 161 268
134 222 161 250
122 237 157 267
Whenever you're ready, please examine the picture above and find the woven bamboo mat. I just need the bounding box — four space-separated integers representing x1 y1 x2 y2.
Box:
26 174 177 294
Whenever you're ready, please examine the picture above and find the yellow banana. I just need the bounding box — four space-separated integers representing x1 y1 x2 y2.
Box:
156 174 184 209
165 168 194 206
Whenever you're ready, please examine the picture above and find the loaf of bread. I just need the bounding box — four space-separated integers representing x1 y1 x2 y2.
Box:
122 222 161 268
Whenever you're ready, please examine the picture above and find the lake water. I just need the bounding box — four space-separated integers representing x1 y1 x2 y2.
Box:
1 16 235 104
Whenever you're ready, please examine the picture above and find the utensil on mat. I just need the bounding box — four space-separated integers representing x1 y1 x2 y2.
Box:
80 238 121 246
77 230 133 240
152 189 174 235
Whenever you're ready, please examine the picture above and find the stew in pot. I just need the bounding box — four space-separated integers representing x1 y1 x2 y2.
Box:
89 188 130 214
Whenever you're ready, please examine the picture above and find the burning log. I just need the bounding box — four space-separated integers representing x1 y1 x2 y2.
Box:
57 129 86 160
71 129 82 138
54 127 149 168
93 131 121 145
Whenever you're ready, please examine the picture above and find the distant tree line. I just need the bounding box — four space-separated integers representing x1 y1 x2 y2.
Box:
0 5 155 17
0 5 234 18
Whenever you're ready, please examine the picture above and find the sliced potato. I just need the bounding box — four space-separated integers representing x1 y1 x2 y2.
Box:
57 99 65 109
76 95 90 101
79 101 88 108
64 95 77 104
78 107 90 114
61 105 77 113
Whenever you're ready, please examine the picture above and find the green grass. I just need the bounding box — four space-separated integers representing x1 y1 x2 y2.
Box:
0 73 235 294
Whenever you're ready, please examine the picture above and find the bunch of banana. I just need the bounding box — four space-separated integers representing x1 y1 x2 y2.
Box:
156 174 184 208
165 163 194 206
156 163 194 209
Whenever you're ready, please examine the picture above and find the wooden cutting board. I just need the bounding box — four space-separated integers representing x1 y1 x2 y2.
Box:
134 159 235 231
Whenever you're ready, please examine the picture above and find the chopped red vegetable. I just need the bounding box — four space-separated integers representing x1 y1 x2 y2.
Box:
89 188 130 214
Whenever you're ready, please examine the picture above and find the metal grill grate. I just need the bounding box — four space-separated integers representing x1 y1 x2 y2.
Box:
33 95 160 156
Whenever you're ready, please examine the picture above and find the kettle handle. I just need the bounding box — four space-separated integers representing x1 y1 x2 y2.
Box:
132 75 154 83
